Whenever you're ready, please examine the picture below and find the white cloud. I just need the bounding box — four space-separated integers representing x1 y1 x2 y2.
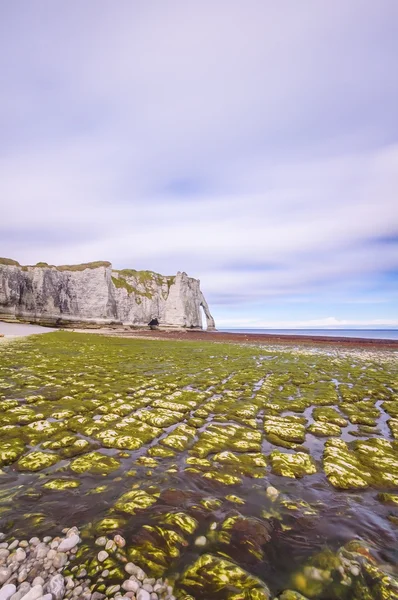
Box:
0 1 397 321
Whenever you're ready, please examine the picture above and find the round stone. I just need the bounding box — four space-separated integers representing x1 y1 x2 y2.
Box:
114 535 126 548
97 551 109 562
95 537 107 547
0 567 11 584
15 548 26 562
122 581 139 593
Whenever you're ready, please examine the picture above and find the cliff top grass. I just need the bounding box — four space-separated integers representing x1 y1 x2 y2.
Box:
0 257 20 266
0 258 177 284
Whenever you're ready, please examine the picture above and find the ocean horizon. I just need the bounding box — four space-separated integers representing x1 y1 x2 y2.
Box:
219 328 398 340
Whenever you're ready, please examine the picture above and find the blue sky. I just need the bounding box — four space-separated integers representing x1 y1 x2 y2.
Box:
1 1 397 328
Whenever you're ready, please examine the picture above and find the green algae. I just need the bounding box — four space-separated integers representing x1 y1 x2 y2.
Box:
17 451 59 472
191 423 261 458
115 489 158 514
0 439 25 466
179 553 271 599
1 328 398 596
312 407 348 427
270 451 316 478
307 422 341 437
70 451 120 475
264 416 306 446
42 478 81 490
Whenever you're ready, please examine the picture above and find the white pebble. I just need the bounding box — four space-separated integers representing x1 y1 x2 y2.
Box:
0 584 16 600
266 485 279 500
122 581 139 593
135 568 146 581
95 537 107 547
97 551 109 562
8 542 18 552
19 585 43 600
114 535 125 548
194 536 207 547
137 590 150 600
124 563 136 575
58 534 80 552
0 567 11 584
15 549 26 562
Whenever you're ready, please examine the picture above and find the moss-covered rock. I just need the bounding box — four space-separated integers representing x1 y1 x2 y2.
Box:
270 451 316 478
70 451 120 474
42 478 81 490
179 553 271 599
17 451 59 472
0 439 25 466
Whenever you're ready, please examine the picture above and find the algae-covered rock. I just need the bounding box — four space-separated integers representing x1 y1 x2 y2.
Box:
191 423 261 458
0 439 25 466
17 450 59 471
353 437 398 487
377 492 398 505
307 422 341 437
323 438 370 489
115 489 158 514
43 478 81 490
179 553 271 599
264 416 306 445
278 592 310 600
270 451 316 478
158 511 198 535
70 451 120 474
216 514 272 562
312 407 348 427
160 423 196 451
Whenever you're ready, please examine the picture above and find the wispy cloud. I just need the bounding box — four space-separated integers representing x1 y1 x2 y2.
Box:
1 1 397 326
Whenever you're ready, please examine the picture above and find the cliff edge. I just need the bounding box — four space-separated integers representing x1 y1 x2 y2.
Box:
0 258 216 330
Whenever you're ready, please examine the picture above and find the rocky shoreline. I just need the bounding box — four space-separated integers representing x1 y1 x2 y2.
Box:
72 327 398 351
0 530 174 600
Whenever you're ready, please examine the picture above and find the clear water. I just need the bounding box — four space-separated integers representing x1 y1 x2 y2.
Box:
221 328 398 340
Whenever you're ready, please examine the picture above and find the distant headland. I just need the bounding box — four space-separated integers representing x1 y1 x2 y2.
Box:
0 258 215 330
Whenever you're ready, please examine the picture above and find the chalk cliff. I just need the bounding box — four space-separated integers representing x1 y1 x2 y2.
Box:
0 258 216 330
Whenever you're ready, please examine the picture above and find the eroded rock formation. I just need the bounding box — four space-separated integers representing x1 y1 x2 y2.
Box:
0 258 216 330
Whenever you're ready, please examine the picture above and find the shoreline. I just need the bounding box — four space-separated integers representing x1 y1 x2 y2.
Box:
73 327 398 351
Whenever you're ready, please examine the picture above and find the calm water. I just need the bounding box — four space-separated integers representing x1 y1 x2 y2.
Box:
221 328 398 340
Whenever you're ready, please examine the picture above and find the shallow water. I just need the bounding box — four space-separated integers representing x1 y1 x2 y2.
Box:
0 321 56 336
0 332 397 598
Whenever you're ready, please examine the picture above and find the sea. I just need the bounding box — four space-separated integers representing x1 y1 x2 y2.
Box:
220 328 398 340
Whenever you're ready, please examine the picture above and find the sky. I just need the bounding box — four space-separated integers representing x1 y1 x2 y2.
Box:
1 1 398 329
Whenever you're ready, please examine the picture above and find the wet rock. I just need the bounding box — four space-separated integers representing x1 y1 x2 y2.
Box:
137 591 150 600
179 553 271 599
95 537 107 547
52 552 68 569
98 551 109 562
270 451 316 478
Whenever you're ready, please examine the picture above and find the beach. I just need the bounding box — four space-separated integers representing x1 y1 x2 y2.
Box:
0 329 397 599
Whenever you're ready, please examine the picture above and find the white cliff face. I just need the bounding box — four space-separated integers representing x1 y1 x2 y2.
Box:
0 259 216 330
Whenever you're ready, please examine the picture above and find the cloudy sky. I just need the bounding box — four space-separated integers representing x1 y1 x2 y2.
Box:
1 1 398 328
